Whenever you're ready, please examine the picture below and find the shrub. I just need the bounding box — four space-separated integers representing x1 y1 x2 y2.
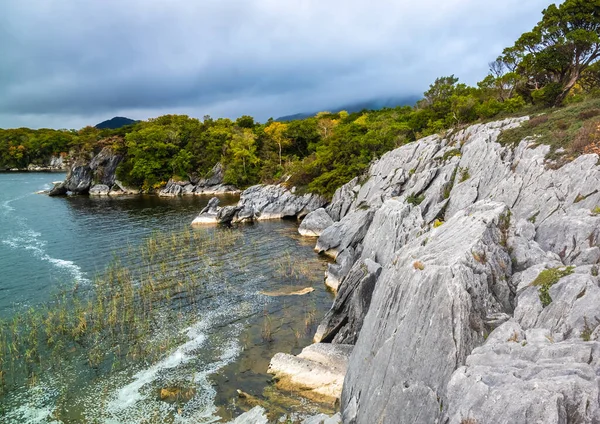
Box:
459 167 470 182
528 115 549 128
572 119 600 154
406 193 425 206
413 261 425 270
531 267 574 307
578 109 600 120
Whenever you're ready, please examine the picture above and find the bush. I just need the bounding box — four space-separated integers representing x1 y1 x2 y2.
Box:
571 119 600 153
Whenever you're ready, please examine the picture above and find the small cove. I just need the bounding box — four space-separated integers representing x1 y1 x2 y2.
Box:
0 172 335 423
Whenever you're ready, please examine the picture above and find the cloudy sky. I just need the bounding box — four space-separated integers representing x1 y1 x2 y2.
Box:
0 0 553 129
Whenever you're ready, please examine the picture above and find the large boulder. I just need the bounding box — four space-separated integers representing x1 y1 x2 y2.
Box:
89 184 111 196
190 184 326 225
49 147 123 196
267 343 353 405
298 208 334 237
315 209 375 260
191 197 221 225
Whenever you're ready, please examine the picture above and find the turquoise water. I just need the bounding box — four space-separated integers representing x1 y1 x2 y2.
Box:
0 172 333 423
0 172 240 316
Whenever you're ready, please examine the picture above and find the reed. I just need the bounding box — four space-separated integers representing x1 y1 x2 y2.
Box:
0 226 242 402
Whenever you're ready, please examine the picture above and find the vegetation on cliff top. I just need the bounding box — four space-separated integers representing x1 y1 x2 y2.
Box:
1 0 599 196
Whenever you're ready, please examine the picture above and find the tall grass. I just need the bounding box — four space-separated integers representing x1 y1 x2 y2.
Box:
0 227 241 398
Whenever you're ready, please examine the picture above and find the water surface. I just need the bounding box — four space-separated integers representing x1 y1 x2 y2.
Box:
0 173 333 423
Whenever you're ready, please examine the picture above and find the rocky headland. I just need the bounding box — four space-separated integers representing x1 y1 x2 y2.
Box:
48 147 236 197
213 116 600 423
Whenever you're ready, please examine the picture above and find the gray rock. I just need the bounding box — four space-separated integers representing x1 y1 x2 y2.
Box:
63 161 94 194
89 184 111 196
191 197 221 225
326 177 359 221
49 147 123 196
446 321 600 424
88 147 123 187
324 247 359 292
315 209 375 259
226 406 268 424
299 208 334 237
267 343 353 403
341 201 513 424
302 413 341 424
314 259 382 344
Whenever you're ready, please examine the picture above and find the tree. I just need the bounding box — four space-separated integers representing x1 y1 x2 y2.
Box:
501 0 600 106
417 75 459 115
264 121 290 167
224 129 259 185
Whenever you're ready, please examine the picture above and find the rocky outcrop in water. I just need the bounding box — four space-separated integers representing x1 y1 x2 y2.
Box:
191 184 327 225
267 343 353 404
159 163 239 197
274 116 600 423
49 147 124 196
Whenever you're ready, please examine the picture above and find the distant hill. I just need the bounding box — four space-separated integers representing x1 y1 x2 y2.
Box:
95 117 137 129
276 95 420 122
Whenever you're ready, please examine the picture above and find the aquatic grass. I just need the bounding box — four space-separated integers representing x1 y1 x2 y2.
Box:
0 227 242 400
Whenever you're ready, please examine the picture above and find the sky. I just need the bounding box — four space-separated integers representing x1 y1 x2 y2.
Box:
0 0 555 129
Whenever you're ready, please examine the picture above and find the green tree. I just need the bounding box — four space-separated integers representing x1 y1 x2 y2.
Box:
264 121 290 167
502 0 600 106
223 129 259 186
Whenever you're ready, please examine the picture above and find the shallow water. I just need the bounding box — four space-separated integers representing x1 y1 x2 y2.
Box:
0 173 334 423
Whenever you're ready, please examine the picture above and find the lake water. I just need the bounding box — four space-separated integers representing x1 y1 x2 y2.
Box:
0 173 334 423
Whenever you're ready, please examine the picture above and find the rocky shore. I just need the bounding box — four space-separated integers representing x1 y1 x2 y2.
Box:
216 117 600 423
47 147 237 197
191 184 326 225
3 155 69 172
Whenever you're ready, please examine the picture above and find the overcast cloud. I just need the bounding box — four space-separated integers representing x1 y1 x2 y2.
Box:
0 0 554 129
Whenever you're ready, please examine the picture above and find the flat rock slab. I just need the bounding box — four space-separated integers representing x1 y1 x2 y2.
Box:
268 343 353 404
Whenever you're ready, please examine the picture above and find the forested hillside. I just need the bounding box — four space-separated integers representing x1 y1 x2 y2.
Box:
1 0 599 197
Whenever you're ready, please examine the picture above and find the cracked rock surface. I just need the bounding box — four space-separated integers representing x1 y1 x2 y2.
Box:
303 117 600 423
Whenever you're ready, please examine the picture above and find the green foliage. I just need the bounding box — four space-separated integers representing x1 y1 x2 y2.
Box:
406 193 425 206
501 0 600 106
498 96 600 160
531 266 575 307
459 167 470 182
442 149 462 161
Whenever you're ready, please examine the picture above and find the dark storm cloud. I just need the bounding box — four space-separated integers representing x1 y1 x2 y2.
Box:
0 0 554 128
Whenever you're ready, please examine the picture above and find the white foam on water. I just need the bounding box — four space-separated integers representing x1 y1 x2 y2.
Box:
108 331 209 411
103 303 248 424
2 228 89 284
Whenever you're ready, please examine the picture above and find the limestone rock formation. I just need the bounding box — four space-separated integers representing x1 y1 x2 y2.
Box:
267 343 353 405
159 163 239 197
298 208 334 237
49 147 123 196
296 116 600 423
191 185 326 225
